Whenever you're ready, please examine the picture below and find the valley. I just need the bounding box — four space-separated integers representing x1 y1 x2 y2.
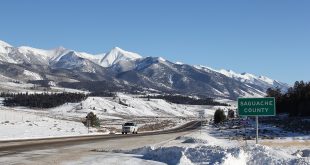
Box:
0 40 308 164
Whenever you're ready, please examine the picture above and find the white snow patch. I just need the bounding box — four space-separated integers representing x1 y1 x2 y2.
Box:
157 57 166 62
258 75 274 85
168 75 174 84
23 70 43 80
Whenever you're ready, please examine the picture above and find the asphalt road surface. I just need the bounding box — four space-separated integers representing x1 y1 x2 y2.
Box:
0 121 201 165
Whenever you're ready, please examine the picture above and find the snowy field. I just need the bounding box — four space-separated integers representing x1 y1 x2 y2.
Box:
47 93 207 120
0 93 229 140
0 108 101 140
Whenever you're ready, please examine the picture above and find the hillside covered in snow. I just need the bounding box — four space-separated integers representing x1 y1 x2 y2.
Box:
0 39 289 99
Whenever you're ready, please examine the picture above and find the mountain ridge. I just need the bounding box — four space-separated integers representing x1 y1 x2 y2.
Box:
0 39 290 99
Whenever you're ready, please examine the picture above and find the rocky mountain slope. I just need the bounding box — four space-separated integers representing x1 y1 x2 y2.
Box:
0 40 289 99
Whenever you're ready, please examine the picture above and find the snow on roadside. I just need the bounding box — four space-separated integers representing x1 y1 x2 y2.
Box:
122 145 247 165
111 142 309 165
94 126 309 165
63 152 165 165
122 143 309 165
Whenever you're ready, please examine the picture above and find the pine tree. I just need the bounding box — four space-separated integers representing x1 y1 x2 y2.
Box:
214 109 226 124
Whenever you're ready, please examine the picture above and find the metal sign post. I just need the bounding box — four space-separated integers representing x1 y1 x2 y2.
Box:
256 116 258 144
238 97 276 144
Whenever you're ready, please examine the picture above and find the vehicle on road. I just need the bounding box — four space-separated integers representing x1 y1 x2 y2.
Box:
122 122 138 134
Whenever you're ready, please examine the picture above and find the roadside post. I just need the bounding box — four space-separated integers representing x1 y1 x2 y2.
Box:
198 110 205 134
238 97 276 144
86 119 91 134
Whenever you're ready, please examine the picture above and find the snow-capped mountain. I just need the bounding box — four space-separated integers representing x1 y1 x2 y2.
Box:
115 58 277 99
0 40 12 53
194 65 289 93
0 39 290 99
0 44 67 65
99 47 142 67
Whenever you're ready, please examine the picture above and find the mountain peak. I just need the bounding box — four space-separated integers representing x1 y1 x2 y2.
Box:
0 40 12 48
111 46 123 51
55 46 66 51
99 47 142 67
109 47 142 58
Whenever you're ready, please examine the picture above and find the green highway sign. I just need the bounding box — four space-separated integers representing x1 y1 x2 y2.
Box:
238 97 276 116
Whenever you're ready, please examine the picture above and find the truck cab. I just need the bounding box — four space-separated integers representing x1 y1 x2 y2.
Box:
122 122 138 134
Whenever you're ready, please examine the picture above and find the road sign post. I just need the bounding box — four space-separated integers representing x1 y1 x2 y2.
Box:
256 116 258 144
238 97 276 144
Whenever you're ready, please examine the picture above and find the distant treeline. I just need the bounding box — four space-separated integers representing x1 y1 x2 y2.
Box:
1 92 88 108
267 81 310 116
27 80 51 88
59 81 120 92
59 81 143 94
89 91 116 97
142 95 229 106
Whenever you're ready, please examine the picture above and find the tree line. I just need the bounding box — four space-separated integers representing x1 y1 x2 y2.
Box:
142 95 229 106
1 92 88 108
59 81 144 94
266 81 310 116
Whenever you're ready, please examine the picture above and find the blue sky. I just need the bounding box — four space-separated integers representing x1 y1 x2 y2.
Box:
0 0 309 84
